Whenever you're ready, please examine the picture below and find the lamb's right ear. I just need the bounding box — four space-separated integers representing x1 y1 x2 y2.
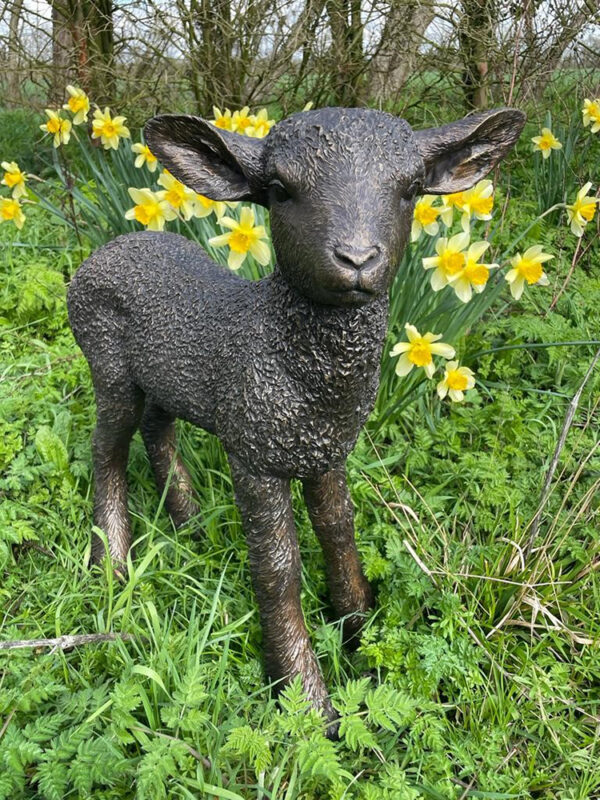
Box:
144 114 267 204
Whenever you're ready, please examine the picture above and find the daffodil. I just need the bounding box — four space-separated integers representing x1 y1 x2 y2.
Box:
131 142 158 172
246 108 275 138
411 195 441 241
157 170 198 220
232 106 253 134
422 231 469 290
582 99 600 134
63 85 90 124
0 196 25 229
92 107 130 150
208 206 271 270
505 245 552 300
566 182 598 237
40 109 71 147
1 161 27 199
440 192 466 227
459 179 494 232
390 323 455 379
194 193 229 220
437 361 476 402
125 187 177 231
211 106 234 131
450 240 498 303
531 127 562 159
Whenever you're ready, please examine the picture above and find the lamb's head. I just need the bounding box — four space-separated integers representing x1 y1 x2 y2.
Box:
145 106 525 307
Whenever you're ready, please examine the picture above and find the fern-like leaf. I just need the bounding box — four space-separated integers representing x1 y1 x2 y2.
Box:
333 677 371 715
339 716 378 752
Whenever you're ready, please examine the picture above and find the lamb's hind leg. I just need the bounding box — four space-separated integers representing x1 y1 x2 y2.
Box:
303 467 373 643
140 402 197 527
91 383 144 565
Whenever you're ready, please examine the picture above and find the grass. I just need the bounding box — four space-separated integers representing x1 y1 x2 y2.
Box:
1 94 600 799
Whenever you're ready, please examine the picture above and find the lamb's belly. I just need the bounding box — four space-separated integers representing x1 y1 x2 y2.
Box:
220 405 367 478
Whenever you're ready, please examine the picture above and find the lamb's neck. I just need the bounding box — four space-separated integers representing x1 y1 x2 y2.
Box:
264 269 389 392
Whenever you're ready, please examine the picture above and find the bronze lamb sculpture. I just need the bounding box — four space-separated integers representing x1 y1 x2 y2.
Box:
67 106 525 723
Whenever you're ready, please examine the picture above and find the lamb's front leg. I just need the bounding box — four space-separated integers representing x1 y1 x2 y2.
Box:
229 456 334 722
303 467 373 643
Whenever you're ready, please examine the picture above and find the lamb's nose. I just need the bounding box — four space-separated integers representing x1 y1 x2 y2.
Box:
333 244 381 270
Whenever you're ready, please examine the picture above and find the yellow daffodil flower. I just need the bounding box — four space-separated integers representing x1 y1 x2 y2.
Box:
0 196 25 229
531 127 562 159
125 187 177 231
437 361 476 403
440 192 465 227
63 85 90 124
92 107 130 150
131 143 158 172
411 195 441 241
422 231 469 290
246 108 275 138
566 182 598 237
208 206 271 270
157 170 198 220
232 106 253 134
1 161 27 199
505 245 552 300
390 323 455 379
459 179 494 232
194 193 229 220
582 99 600 134
40 109 71 147
211 107 234 131
450 240 498 303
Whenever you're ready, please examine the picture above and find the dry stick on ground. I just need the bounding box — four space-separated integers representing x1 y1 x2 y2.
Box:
0 710 15 742
524 346 600 558
0 633 135 652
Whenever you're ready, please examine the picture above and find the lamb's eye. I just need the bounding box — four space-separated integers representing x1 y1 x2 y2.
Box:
268 179 291 204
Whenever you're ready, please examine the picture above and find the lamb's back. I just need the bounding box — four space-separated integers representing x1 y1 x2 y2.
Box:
68 231 257 430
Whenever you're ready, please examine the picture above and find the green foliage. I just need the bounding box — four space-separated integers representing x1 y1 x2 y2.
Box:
225 725 272 774
0 109 53 174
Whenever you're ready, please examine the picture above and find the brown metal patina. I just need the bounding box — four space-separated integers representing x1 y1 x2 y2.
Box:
67 106 525 727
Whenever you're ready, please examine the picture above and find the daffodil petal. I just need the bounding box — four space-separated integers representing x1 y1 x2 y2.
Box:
394 353 414 376
430 343 455 359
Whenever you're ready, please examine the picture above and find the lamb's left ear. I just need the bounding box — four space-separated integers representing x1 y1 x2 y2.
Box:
144 114 267 204
414 108 526 194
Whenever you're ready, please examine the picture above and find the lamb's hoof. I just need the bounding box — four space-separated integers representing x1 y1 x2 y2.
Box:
325 715 340 740
169 497 199 530
341 612 370 650
321 697 340 740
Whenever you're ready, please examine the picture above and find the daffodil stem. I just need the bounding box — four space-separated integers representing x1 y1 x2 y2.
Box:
502 203 564 257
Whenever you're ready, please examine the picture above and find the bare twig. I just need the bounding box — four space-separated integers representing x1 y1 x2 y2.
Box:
0 633 135 652
0 710 15 742
525 347 600 557
547 188 599 313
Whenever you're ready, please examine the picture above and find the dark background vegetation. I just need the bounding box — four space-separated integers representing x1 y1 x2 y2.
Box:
0 1 599 120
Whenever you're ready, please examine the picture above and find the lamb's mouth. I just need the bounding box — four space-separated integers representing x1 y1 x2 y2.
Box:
324 285 377 306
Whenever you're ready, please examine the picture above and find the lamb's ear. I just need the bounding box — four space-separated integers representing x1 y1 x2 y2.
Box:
414 108 526 194
144 114 267 204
